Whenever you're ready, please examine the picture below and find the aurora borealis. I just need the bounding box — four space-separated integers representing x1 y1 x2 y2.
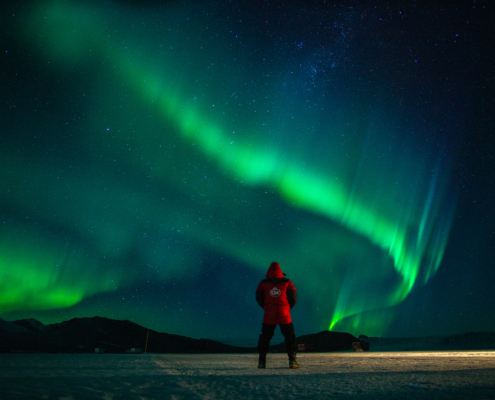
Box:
2 0 494 342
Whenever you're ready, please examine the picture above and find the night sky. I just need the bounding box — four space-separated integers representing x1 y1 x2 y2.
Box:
1 0 494 343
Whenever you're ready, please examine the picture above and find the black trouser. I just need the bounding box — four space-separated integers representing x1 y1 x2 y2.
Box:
257 323 297 359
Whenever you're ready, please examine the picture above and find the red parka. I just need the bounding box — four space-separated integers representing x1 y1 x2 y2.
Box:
256 262 298 324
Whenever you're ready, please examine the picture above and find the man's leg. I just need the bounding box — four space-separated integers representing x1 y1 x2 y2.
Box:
257 323 276 368
280 323 299 368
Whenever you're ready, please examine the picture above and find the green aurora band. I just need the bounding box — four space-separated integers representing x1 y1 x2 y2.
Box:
1 0 456 335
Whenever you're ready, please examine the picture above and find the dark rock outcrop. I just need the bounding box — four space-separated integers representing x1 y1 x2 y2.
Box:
270 330 359 353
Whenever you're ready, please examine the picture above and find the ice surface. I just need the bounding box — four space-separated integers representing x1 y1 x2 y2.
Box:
1 352 494 399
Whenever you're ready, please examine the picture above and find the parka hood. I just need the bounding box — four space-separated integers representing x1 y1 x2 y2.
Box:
266 262 286 279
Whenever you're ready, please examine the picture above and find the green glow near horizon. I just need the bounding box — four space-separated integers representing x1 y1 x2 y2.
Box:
0 225 118 314
1 0 456 335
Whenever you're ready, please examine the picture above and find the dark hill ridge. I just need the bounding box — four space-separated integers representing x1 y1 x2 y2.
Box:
11 318 46 333
0 316 359 354
0 316 255 354
269 330 360 353
293 330 359 352
2 317 494 353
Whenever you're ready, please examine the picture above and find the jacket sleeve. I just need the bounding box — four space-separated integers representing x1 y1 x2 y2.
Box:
287 280 298 309
256 282 265 308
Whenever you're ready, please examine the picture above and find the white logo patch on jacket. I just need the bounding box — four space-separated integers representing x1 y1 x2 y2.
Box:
270 287 281 297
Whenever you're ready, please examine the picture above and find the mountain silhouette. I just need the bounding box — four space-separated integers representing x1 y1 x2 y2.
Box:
0 316 252 354
0 316 362 354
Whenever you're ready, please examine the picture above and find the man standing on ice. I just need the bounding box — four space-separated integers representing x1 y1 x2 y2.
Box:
256 262 299 369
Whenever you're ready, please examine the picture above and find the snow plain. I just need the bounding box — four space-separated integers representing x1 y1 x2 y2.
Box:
1 351 494 399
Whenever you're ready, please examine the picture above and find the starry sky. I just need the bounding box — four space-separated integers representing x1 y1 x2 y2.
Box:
1 0 494 343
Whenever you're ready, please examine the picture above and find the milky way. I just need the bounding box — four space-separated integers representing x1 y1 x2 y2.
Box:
1 0 493 340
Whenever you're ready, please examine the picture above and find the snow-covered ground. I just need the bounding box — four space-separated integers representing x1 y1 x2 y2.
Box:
1 352 494 399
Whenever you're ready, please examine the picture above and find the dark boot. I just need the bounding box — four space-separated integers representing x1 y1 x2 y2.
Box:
258 354 266 369
289 354 300 369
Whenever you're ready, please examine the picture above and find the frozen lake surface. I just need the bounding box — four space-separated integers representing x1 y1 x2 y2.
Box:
1 351 494 399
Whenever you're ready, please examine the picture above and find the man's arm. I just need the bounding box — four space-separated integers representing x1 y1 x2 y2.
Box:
287 280 298 309
256 289 265 308
256 282 265 308
287 290 298 309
